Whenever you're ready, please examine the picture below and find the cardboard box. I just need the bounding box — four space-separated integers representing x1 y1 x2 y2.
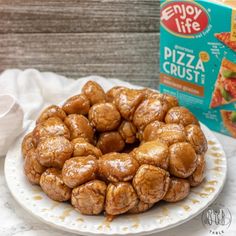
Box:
160 0 236 138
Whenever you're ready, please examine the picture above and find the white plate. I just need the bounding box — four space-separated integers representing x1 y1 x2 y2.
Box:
5 122 227 236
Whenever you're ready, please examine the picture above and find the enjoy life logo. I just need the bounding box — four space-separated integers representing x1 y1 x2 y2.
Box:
161 1 210 38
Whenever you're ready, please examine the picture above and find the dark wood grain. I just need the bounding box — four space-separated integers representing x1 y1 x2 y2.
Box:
0 33 159 88
0 0 160 33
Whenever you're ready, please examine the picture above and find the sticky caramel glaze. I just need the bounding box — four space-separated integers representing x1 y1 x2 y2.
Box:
132 164 170 204
165 106 200 127
142 120 164 142
64 114 94 143
72 180 107 215
62 155 98 188
114 88 145 121
185 124 208 154
106 86 126 103
131 141 169 170
148 123 186 146
72 138 102 158
82 81 106 105
169 142 197 178
62 94 90 115
40 168 71 202
33 117 70 146
118 121 137 144
88 103 121 132
36 105 67 124
97 132 125 154
188 154 206 187
133 96 169 131
22 132 35 158
105 182 138 215
163 177 190 202
98 152 139 182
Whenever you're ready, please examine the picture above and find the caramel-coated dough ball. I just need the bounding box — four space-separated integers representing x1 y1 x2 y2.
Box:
142 120 164 142
165 107 199 127
106 86 126 103
64 114 94 143
128 200 154 214
22 132 35 158
152 93 179 109
105 182 138 215
32 117 70 146
40 168 71 202
151 123 187 146
96 132 125 154
169 142 197 178
114 88 145 120
88 103 121 132
118 121 137 144
185 124 208 154
62 94 90 115
163 177 190 202
62 155 98 188
133 97 169 130
188 154 206 187
24 149 46 185
71 180 107 215
36 105 67 124
98 152 139 182
131 141 169 170
132 164 170 204
36 136 73 168
82 81 106 105
72 138 102 158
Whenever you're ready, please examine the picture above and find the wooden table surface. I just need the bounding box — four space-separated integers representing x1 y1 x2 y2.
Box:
0 0 160 88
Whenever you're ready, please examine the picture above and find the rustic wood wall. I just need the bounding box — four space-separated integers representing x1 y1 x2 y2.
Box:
0 0 160 88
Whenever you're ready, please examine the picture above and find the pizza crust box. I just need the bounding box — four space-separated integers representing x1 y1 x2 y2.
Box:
160 0 236 138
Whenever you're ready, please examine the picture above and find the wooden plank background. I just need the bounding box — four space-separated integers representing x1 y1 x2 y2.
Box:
0 0 160 88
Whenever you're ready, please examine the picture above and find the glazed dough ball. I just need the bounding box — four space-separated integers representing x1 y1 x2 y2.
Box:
188 154 206 187
40 168 71 202
165 107 199 127
96 131 125 154
114 88 145 120
62 155 97 188
36 136 73 168
185 124 208 154
128 200 154 214
64 114 94 143
24 149 46 185
105 182 138 215
82 81 106 105
88 103 121 132
36 105 67 124
98 152 139 182
22 132 35 158
163 177 190 202
32 117 70 146
62 94 90 115
133 164 170 204
106 86 126 103
71 180 107 215
131 141 169 170
169 142 197 178
142 120 164 142
150 123 187 146
72 138 102 158
133 97 169 130
118 121 137 144
152 93 179 109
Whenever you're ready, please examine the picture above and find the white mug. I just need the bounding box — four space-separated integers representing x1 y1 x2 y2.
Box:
0 94 24 156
